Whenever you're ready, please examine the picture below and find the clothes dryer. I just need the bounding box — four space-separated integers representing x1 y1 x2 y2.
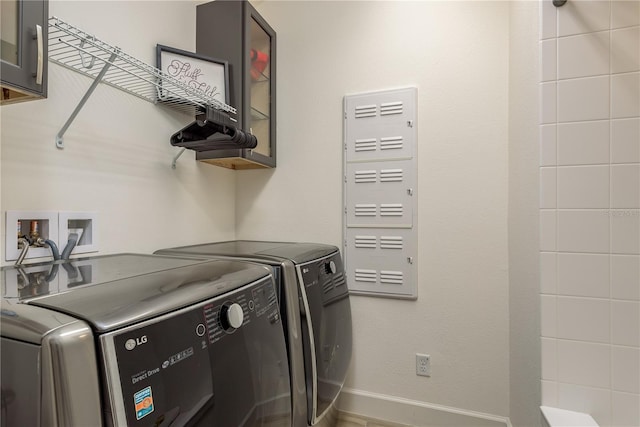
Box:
155 241 353 427
1 254 291 427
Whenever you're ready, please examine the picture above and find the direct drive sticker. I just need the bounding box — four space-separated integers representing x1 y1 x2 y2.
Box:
134 386 154 420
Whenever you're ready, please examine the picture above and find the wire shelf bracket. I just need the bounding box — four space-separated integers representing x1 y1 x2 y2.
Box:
48 16 237 149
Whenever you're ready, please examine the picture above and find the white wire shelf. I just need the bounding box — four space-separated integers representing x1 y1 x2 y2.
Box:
48 16 236 148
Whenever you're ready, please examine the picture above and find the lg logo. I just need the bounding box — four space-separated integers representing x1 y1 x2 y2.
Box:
125 335 148 351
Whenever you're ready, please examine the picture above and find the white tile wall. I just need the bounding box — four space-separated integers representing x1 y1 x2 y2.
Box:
541 124 558 166
557 210 610 253
611 346 640 393
539 1 640 424
541 167 558 209
611 255 640 301
541 252 558 294
541 294 558 338
611 165 640 208
611 72 640 118
557 340 611 388
611 301 640 347
557 297 610 343
611 27 640 74
611 391 640 427
557 382 612 427
541 39 558 82
611 118 640 163
611 212 640 254
540 210 558 251
558 31 610 79
611 0 640 29
541 82 558 124
542 380 559 406
557 166 610 208
557 121 610 165
558 1 610 37
557 253 610 297
558 76 610 122
542 337 558 381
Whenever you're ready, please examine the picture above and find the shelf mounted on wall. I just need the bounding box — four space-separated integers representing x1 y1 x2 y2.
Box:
48 17 240 164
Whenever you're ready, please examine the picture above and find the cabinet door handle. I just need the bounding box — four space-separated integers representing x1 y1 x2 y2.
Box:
35 24 43 85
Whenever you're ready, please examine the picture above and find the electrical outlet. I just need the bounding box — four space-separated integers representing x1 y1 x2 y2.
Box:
416 353 430 377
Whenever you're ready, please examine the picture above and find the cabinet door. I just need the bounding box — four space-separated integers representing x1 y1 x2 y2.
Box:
244 5 276 167
1 0 48 101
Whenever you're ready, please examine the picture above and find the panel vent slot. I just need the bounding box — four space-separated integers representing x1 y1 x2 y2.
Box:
380 236 403 249
334 273 346 288
355 204 377 216
380 101 403 116
380 204 403 216
322 280 334 294
354 138 377 152
355 269 377 282
355 104 377 118
380 169 403 182
380 136 403 150
380 270 403 285
355 235 377 248
355 170 377 183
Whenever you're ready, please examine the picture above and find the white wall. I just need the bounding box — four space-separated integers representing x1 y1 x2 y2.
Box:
539 1 640 426
1 1 237 264
509 1 541 427
243 0 511 420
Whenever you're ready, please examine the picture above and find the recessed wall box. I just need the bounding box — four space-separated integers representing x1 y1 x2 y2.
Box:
58 211 98 255
5 211 59 261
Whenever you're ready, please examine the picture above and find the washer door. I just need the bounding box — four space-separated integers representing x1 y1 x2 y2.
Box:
297 253 353 424
101 277 291 427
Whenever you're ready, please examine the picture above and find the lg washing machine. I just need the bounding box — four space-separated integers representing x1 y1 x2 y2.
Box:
1 253 291 427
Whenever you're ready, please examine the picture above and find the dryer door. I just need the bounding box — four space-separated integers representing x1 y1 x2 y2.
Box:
100 277 291 427
297 253 353 424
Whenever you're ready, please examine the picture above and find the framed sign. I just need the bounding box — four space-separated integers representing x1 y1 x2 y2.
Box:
156 44 229 105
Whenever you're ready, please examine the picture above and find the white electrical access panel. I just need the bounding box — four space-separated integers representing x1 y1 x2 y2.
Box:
343 87 418 299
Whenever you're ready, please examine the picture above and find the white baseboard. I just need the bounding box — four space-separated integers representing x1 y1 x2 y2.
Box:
337 388 512 427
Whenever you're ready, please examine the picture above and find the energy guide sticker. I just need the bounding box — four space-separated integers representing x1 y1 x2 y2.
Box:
134 386 154 420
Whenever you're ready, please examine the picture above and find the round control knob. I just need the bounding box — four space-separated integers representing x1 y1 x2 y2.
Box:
195 323 206 337
325 260 337 275
220 303 244 331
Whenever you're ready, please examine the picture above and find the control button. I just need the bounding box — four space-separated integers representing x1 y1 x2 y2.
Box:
325 260 337 274
195 323 206 337
270 313 280 324
248 300 255 311
220 303 244 331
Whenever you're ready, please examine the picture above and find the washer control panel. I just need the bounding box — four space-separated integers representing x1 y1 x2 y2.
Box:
203 278 279 344
105 276 284 426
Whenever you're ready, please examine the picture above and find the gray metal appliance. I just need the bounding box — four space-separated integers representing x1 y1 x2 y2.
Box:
155 241 353 427
0 253 291 427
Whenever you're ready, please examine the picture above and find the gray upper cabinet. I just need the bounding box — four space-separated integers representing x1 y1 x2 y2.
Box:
196 0 276 169
1 0 48 105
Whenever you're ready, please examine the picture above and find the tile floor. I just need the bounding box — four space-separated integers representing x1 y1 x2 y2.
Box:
336 412 411 427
